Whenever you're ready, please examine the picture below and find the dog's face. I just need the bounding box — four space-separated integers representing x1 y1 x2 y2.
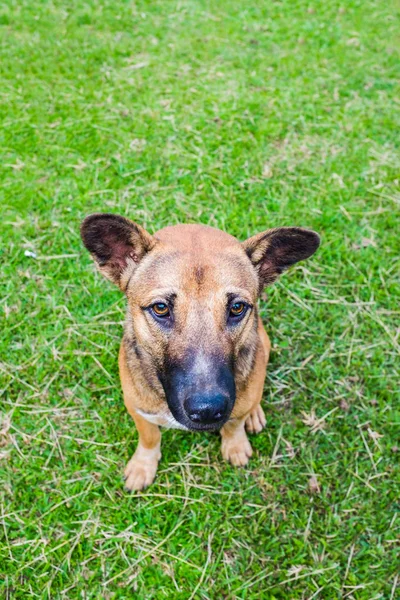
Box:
81 215 319 431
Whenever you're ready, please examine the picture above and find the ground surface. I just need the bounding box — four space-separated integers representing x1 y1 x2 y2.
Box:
1 0 399 598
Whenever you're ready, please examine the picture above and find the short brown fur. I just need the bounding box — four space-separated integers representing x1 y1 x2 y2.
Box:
81 216 319 490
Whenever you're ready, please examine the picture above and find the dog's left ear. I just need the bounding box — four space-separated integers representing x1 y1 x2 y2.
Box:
243 227 320 290
80 213 156 290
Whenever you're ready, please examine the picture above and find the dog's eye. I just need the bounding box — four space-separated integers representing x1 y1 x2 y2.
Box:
229 302 246 318
152 303 170 317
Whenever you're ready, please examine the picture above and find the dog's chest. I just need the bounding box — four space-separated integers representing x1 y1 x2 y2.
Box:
136 408 189 430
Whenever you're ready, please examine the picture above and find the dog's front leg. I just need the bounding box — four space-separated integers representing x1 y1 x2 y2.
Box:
119 343 161 491
220 417 253 467
124 410 161 491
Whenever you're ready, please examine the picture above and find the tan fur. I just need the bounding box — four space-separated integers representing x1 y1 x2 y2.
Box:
81 217 319 491
118 225 271 490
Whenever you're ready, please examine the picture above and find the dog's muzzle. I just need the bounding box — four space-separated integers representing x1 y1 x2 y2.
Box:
160 352 236 431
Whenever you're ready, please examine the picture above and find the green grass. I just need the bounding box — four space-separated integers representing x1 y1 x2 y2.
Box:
1 0 399 597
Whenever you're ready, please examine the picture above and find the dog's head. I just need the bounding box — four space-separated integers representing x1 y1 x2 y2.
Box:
81 214 319 431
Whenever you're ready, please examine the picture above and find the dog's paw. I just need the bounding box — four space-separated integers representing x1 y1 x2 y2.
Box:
124 457 159 491
245 404 266 434
221 436 253 467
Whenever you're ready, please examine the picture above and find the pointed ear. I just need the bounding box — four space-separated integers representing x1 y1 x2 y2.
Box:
80 213 156 290
243 227 320 290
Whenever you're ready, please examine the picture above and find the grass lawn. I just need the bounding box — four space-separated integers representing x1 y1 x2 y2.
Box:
1 0 399 597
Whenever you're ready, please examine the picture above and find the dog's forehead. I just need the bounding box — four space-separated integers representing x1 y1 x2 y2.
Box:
154 223 237 248
135 224 257 297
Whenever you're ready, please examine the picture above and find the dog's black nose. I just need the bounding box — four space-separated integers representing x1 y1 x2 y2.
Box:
184 394 229 425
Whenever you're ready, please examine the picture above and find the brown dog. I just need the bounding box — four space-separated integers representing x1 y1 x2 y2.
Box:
81 215 319 490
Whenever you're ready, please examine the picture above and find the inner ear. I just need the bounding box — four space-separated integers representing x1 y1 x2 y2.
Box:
81 213 155 288
90 223 138 269
243 227 320 289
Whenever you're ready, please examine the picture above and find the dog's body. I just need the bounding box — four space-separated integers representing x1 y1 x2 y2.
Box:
81 216 319 490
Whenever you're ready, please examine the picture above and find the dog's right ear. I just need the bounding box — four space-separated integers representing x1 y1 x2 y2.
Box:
80 213 156 290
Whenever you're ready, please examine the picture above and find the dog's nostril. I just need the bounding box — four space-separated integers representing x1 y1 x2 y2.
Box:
185 395 229 425
188 411 202 423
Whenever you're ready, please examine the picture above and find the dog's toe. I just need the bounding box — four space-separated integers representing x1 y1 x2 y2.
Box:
222 436 253 467
245 405 266 434
124 458 158 491
228 449 252 467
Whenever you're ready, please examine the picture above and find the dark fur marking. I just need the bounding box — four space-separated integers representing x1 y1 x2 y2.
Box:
238 344 252 360
235 310 259 383
123 332 165 396
194 266 205 285
131 339 141 359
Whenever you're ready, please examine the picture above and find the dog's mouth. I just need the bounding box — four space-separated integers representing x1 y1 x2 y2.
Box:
178 412 232 432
